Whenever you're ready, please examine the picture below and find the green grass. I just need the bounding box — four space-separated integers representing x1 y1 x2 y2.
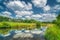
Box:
0 22 37 29
0 22 39 34
45 24 60 40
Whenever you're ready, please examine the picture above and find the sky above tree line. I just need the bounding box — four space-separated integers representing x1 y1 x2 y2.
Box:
0 0 60 22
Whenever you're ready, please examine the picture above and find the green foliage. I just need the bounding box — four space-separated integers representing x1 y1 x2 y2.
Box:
0 22 37 30
36 21 41 28
45 25 60 40
44 14 60 40
0 16 10 22
55 14 60 27
0 22 10 29
52 14 60 27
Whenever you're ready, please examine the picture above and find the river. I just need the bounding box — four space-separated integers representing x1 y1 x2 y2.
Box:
0 27 47 40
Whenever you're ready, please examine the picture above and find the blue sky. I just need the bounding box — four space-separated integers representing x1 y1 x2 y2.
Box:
0 0 60 22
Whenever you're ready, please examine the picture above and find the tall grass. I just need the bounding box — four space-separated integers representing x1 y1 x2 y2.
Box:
0 22 37 30
45 24 60 40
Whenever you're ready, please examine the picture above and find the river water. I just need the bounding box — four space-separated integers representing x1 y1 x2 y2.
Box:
0 27 47 40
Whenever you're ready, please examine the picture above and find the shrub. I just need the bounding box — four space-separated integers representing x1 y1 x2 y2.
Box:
36 22 41 29
0 22 11 29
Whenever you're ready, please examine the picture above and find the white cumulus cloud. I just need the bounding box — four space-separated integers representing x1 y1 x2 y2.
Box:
5 0 33 19
56 0 60 2
24 13 57 22
53 5 60 10
16 15 22 19
1 11 12 18
32 0 47 7
49 5 60 13
6 0 32 11
15 11 33 16
25 16 31 19
31 14 42 18
40 13 57 22
43 5 51 12
2 11 11 16
3 0 57 22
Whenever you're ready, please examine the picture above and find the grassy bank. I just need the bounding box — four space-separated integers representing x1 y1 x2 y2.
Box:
45 24 60 40
0 22 41 34
0 22 38 29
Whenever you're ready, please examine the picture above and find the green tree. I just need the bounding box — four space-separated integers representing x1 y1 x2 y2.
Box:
0 16 10 22
36 21 41 29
